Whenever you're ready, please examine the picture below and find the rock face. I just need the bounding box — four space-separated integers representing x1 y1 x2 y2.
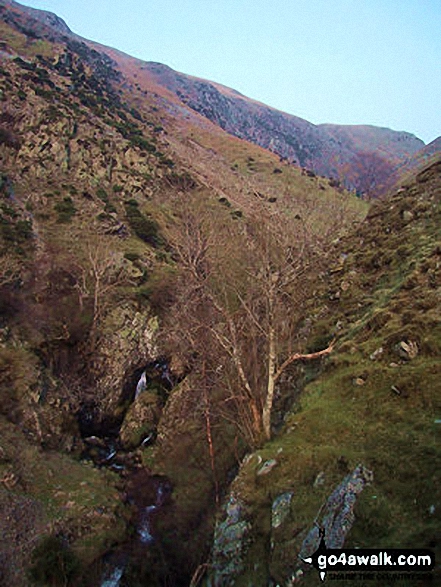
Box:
0 0 72 40
119 391 161 449
89 305 160 431
300 464 373 558
271 492 294 530
207 495 251 587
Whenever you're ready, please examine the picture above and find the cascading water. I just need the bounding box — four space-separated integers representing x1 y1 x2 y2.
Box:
100 565 125 587
135 370 147 399
88 359 176 586
138 482 167 544
134 358 175 401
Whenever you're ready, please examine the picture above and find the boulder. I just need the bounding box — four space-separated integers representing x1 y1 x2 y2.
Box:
119 392 162 450
272 492 293 530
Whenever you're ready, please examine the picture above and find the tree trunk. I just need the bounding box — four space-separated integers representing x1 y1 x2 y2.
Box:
263 323 276 440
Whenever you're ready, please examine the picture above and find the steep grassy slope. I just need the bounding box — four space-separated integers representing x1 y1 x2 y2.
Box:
207 158 441 586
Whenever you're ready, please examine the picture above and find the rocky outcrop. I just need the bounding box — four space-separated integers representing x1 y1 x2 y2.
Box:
207 495 251 587
86 305 160 430
300 464 373 558
119 390 161 449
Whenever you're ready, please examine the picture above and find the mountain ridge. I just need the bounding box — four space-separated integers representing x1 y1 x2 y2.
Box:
5 0 436 197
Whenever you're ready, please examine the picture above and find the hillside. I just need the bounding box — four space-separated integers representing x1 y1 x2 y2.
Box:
204 157 441 586
133 61 424 196
0 2 439 587
2 0 435 200
378 136 441 195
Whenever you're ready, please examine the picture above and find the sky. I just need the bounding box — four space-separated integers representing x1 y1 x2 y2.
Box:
18 0 441 144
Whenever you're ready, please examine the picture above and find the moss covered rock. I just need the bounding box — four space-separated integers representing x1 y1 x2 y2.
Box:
120 391 162 449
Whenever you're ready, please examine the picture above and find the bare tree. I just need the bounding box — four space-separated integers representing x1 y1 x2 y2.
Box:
74 238 131 352
165 197 334 445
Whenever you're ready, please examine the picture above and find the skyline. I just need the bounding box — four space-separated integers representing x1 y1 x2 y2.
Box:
16 0 441 144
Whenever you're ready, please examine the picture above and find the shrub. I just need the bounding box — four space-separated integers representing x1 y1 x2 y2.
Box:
28 535 81 586
15 219 33 241
129 135 156 152
0 127 21 150
124 201 163 247
124 252 141 262
54 196 76 223
218 197 231 207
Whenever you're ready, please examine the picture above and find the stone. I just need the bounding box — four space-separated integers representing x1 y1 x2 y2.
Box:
257 459 278 476
354 377 366 386
300 464 373 560
396 340 418 361
402 210 414 223
370 346 384 361
272 492 293 529
313 471 325 488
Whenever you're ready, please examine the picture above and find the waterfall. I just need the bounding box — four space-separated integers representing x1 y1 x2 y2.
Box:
135 370 147 399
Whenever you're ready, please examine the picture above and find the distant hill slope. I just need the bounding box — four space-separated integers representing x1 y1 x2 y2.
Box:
0 0 71 35
378 135 441 195
140 61 425 196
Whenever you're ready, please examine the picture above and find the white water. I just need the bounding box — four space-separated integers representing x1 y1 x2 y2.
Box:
138 504 157 544
101 565 124 587
135 370 147 398
138 483 167 544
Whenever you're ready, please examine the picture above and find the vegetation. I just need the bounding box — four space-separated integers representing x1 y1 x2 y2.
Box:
124 199 163 246
209 158 441 586
54 196 76 223
0 4 438 586
28 535 81 587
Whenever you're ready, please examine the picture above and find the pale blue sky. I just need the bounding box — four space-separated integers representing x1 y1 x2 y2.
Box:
18 0 441 144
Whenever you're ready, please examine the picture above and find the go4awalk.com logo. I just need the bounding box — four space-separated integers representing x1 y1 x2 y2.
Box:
302 529 435 582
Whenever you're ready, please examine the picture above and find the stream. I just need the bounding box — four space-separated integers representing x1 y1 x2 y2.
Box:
76 359 176 587
138 483 167 544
